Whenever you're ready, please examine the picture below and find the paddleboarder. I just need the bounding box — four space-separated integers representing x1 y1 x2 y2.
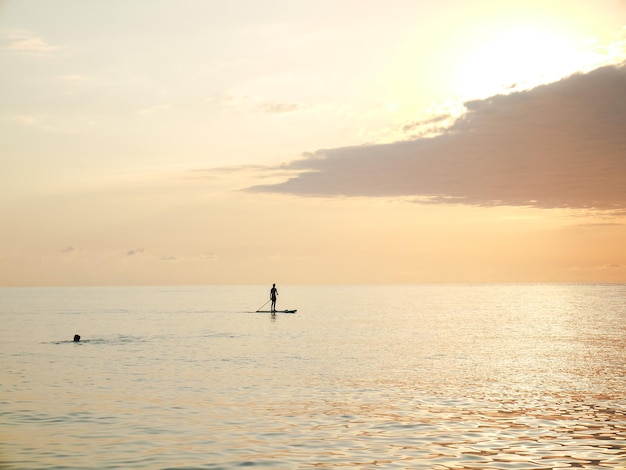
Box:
270 284 278 313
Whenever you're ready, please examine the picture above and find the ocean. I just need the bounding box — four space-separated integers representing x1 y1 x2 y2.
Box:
1 284 624 469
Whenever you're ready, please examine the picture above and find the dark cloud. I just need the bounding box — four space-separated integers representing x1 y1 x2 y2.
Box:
126 248 145 257
61 246 76 254
249 64 626 210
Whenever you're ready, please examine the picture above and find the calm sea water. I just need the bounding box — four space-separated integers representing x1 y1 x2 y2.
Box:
1 284 625 469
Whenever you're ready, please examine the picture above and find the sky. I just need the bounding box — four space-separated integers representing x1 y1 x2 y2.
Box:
1 0 626 286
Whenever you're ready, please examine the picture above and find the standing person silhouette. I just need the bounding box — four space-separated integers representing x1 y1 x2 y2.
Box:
270 284 278 313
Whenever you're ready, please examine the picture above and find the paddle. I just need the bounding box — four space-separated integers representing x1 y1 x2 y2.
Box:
256 299 270 312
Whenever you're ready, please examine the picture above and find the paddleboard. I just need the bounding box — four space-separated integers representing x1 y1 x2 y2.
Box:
256 310 297 314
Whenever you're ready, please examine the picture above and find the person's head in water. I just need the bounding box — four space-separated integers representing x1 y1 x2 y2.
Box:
73 334 80 342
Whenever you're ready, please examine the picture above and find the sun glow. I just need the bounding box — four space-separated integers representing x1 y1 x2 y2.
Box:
456 24 599 99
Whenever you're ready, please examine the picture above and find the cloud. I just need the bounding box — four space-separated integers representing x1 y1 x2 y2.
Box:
604 264 624 269
13 115 41 126
248 64 626 211
138 104 171 115
158 253 217 261
259 103 300 114
12 114 82 133
4 32 62 53
126 248 145 257
401 114 453 139
570 222 624 229
568 263 625 273
57 74 88 82
208 92 301 115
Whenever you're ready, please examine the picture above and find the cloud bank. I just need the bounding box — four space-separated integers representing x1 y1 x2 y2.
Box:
249 64 626 210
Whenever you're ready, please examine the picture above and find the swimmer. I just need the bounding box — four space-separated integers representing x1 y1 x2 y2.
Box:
73 334 80 342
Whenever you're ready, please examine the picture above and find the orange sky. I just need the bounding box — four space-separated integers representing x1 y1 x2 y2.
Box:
1 0 625 286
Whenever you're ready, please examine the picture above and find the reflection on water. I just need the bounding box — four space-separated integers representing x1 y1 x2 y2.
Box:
0 284 624 469
267 393 625 469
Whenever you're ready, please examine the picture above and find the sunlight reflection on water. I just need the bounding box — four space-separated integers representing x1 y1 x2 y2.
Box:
0 284 624 469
